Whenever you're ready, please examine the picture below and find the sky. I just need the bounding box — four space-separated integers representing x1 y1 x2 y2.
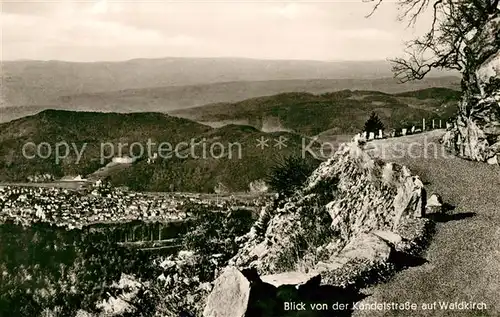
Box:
1 0 434 62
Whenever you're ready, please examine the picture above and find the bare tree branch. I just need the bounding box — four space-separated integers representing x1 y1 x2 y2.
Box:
365 0 384 18
368 0 499 83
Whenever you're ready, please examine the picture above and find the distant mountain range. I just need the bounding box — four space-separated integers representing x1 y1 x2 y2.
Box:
1 58 460 123
0 59 416 103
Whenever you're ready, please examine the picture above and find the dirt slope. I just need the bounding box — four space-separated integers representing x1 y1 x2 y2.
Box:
353 130 500 317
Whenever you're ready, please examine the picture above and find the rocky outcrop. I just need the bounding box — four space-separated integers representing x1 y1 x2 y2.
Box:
203 227 435 316
229 139 427 275
202 138 435 316
442 14 500 164
203 226 435 316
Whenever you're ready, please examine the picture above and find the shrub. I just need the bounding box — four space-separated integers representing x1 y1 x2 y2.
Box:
267 156 319 196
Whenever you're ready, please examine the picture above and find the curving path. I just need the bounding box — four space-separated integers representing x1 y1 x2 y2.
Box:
352 130 500 317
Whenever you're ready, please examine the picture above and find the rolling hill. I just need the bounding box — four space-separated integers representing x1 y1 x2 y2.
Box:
52 77 460 113
172 87 462 136
0 110 316 192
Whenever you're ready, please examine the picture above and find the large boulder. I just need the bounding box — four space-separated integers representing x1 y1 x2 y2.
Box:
203 267 251 317
314 232 392 274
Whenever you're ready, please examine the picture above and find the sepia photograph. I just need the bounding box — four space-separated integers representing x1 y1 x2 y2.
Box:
0 0 499 316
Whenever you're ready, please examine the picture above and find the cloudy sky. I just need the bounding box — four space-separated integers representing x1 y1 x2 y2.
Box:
1 0 433 62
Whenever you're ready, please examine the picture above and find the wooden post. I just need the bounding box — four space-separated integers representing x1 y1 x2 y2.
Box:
432 120 435 129
159 223 162 241
423 118 426 131
440 120 442 128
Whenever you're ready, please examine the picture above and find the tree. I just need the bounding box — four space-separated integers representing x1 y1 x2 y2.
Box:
368 0 500 161
367 0 499 86
364 112 385 134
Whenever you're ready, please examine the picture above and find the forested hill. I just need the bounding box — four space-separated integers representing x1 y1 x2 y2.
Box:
172 87 461 136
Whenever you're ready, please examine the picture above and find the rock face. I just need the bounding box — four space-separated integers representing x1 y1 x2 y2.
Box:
442 14 500 164
229 140 426 274
335 233 392 266
314 232 393 284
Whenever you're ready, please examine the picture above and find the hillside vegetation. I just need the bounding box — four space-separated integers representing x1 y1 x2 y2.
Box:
0 110 315 192
107 124 319 192
173 88 461 136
